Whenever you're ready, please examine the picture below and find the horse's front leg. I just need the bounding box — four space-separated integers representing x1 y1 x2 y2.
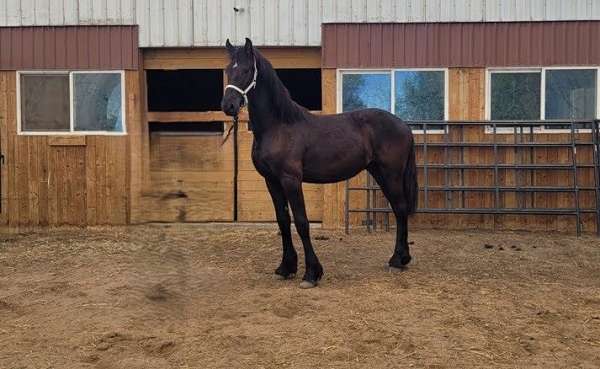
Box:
280 175 323 288
265 178 298 279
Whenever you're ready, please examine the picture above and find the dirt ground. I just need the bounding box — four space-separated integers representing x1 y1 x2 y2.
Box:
1 224 599 369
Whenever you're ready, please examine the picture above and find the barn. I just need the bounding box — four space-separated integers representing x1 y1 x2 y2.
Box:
0 0 599 235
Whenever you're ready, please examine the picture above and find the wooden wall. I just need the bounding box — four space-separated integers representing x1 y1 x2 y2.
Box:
321 67 598 234
141 128 235 222
0 71 143 228
2 57 595 233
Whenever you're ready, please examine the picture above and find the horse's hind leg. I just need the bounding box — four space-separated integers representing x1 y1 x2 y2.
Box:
367 164 412 269
266 178 298 279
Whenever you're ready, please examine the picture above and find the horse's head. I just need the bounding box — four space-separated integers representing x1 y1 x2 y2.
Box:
222 38 257 117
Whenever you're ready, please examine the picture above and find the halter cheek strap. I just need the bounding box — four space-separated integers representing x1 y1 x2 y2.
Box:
225 58 258 107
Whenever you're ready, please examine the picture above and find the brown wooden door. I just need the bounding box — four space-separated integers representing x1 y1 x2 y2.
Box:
143 127 235 222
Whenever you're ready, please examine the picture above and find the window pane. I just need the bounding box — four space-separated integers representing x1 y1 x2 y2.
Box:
342 73 391 112
20 74 70 132
73 73 123 132
395 71 444 120
490 72 541 120
545 69 597 120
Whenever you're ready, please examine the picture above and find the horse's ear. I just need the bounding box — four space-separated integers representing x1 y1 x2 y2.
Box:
244 37 253 56
225 39 234 55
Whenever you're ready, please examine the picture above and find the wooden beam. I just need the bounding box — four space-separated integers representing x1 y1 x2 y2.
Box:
147 110 321 123
48 136 86 146
147 111 247 122
143 47 321 70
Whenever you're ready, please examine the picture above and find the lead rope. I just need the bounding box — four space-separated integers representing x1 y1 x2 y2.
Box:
232 114 239 221
222 114 237 146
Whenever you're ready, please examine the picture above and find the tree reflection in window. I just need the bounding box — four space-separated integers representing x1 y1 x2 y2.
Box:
342 73 391 113
395 70 444 130
490 72 541 121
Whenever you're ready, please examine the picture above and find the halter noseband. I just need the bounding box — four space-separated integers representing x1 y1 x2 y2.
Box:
224 58 258 107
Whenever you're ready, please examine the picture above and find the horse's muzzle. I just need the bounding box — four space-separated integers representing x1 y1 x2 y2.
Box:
222 102 239 117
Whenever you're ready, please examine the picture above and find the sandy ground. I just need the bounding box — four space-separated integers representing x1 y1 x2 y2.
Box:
0 224 599 369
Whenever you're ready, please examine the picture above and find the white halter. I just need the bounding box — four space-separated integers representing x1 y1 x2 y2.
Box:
225 57 258 107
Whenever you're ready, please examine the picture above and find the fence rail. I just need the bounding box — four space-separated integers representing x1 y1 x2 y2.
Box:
345 120 600 236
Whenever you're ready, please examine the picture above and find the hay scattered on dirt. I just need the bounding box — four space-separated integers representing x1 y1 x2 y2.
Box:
1 224 599 368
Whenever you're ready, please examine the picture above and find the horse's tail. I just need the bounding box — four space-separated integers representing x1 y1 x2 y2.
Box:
403 137 418 215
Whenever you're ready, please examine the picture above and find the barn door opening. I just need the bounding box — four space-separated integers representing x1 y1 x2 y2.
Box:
144 69 236 222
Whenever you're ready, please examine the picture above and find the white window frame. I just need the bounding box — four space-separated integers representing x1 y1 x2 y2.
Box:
485 66 599 134
17 70 127 136
337 68 449 134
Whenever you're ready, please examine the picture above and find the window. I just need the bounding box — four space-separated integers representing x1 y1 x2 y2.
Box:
395 70 445 130
545 69 597 120
146 69 223 112
490 71 541 120
73 72 123 132
20 74 70 132
18 71 125 134
276 69 322 110
342 72 391 112
395 71 445 120
487 68 599 131
340 69 447 132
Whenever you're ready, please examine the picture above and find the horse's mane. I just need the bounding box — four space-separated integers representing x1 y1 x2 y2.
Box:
253 48 309 123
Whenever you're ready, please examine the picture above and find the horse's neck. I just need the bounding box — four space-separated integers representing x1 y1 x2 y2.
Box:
247 68 289 136
247 89 273 137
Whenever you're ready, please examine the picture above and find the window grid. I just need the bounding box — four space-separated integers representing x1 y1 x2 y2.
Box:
486 66 600 133
17 70 127 136
337 68 449 134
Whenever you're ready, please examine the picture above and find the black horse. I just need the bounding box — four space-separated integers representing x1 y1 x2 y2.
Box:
221 38 418 288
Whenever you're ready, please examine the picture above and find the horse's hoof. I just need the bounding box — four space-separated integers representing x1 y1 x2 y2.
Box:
388 265 407 273
299 280 318 289
274 273 295 280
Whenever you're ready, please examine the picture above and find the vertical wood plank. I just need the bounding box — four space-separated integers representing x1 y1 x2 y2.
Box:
6 72 19 227
128 70 143 223
27 136 39 225
0 72 7 225
95 137 107 223
321 68 345 229
38 136 49 226
85 136 97 225
47 147 58 225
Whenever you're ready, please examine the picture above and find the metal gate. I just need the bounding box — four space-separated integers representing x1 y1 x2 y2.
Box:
345 120 600 236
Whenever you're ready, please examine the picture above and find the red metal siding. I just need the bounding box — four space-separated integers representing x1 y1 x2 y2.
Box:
0 26 139 70
322 21 600 68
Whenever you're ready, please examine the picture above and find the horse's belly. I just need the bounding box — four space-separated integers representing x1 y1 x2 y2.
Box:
302 146 369 184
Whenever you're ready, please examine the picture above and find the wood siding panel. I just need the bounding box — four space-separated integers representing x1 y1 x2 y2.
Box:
143 47 321 70
143 132 235 222
0 70 138 229
323 67 597 233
